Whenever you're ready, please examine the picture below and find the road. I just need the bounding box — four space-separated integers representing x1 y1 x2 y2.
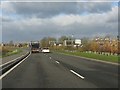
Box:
2 52 118 88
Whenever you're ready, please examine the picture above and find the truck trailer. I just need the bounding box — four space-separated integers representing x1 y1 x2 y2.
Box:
30 41 40 53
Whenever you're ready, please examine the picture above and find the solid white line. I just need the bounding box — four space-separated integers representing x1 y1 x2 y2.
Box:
55 61 60 64
0 55 24 67
0 52 31 80
0 52 29 67
57 52 119 66
70 70 85 79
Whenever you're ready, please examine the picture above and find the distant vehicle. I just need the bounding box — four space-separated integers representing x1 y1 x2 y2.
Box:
30 41 40 53
42 47 50 53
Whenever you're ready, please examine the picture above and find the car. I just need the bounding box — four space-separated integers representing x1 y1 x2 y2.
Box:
42 47 50 53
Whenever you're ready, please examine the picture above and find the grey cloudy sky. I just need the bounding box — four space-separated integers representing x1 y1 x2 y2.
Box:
1 0 119 42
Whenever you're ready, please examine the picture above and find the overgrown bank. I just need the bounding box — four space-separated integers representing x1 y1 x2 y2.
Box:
0 46 22 58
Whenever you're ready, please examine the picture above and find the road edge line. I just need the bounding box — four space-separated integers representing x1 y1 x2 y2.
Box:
0 52 31 80
56 52 119 66
0 52 29 67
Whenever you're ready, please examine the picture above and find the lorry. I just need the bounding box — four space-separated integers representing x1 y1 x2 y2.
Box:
30 41 40 53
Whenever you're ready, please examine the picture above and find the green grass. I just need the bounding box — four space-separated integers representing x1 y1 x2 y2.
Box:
55 50 119 63
1 49 22 58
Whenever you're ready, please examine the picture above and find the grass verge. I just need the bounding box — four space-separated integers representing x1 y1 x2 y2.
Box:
55 50 119 63
2 49 22 58
0 46 22 58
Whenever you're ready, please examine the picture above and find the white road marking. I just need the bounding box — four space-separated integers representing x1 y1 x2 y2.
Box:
0 54 27 67
49 57 52 59
55 61 60 64
0 52 31 80
58 52 119 66
70 70 85 79
0 62 15 72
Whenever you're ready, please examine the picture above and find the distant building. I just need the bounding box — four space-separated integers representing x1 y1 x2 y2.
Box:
54 42 63 46
64 40 74 46
1 43 5 46
75 39 81 45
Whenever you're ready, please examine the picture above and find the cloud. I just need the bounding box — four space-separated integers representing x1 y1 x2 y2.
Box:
2 2 15 14
2 5 118 42
3 2 77 18
2 2 113 18
2 16 14 22
76 2 112 13
51 6 118 26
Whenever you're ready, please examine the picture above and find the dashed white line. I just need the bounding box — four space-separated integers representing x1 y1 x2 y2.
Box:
0 52 31 80
49 57 52 59
55 61 60 64
70 70 85 79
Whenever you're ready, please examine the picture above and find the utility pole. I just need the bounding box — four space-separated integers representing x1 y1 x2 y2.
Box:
117 35 120 55
71 34 74 47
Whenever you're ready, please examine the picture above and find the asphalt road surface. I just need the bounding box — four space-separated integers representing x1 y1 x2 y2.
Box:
2 52 118 88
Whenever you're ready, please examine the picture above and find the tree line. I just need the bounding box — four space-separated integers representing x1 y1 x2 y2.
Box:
40 35 120 55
